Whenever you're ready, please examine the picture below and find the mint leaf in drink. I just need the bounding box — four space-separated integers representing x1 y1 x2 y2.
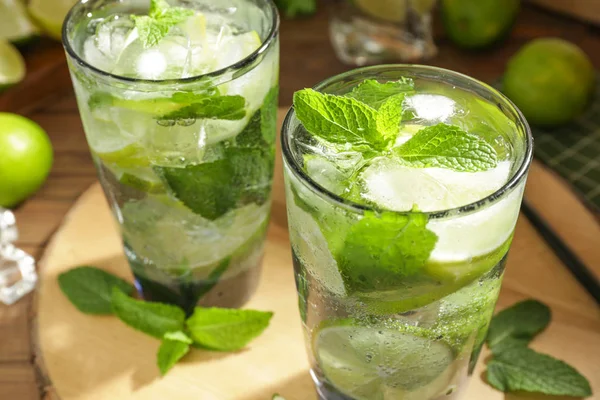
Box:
486 347 592 397
186 308 273 351
111 288 186 339
157 331 192 376
293 89 387 151
58 266 134 314
261 86 279 145
395 123 498 172
132 0 194 49
347 78 415 109
486 299 551 351
376 94 405 140
157 144 272 219
337 211 438 293
156 159 236 220
159 95 247 121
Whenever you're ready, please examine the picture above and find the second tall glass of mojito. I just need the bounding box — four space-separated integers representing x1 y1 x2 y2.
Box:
282 65 532 399
63 0 279 313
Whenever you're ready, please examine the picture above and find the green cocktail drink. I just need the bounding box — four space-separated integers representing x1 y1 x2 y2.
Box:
282 66 532 399
63 0 279 313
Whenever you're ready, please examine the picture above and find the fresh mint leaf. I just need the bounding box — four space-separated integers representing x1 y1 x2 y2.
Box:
337 211 438 293
159 95 246 121
58 266 134 314
111 288 186 339
486 347 592 397
272 395 286 400
131 16 171 49
486 299 551 351
157 331 192 376
132 0 194 49
156 159 236 220
489 336 530 355
395 123 498 172
156 145 272 220
293 89 387 151
347 78 415 109
376 94 405 140
274 0 316 17
186 308 273 351
261 86 279 145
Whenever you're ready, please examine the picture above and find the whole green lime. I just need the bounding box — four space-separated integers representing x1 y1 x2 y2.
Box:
441 0 520 49
503 38 595 127
0 113 53 207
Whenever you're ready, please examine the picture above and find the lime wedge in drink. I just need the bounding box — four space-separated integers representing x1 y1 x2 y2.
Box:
94 143 150 168
117 168 165 194
315 321 457 400
0 40 25 91
0 0 40 45
29 0 76 40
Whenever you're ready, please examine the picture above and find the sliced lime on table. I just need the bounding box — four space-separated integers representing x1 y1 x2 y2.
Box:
29 0 77 41
0 0 40 45
0 40 25 91
315 321 456 400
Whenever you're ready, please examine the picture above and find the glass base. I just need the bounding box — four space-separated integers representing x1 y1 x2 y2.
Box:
133 262 262 315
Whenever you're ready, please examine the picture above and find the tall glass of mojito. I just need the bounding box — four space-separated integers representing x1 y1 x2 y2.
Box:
282 65 532 400
63 0 279 313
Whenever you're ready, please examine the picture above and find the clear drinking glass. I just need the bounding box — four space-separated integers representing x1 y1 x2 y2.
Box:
63 0 279 314
329 0 437 65
282 65 532 400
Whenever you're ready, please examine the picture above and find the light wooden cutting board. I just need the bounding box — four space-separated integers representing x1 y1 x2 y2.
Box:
34 110 600 400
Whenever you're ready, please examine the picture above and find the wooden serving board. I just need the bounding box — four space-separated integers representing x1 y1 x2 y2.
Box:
34 111 600 400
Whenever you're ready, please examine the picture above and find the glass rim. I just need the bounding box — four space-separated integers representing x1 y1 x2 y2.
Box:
62 0 280 85
281 64 534 220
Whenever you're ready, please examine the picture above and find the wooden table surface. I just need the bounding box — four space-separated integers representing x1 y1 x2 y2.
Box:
1 3 600 399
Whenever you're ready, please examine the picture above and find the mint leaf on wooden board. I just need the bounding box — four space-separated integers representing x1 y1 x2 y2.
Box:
486 299 551 351
336 211 438 293
157 331 192 376
376 94 405 140
486 347 592 397
132 0 194 48
293 89 387 151
111 288 186 339
58 266 134 314
395 123 498 172
186 307 273 351
346 78 415 109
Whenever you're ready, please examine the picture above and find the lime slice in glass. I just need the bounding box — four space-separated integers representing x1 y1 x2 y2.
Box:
315 321 456 400
0 0 39 45
0 40 25 91
95 143 150 168
29 0 76 40
117 168 165 194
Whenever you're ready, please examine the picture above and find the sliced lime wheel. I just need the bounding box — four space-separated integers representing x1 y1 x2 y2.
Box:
95 143 150 168
0 0 40 45
29 0 76 41
0 40 25 91
315 321 457 400
118 169 165 194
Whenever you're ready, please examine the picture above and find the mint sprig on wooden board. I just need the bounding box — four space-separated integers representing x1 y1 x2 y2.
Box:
58 266 273 376
484 299 592 397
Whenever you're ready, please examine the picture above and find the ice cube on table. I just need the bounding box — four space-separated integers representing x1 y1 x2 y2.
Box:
0 208 17 244
0 245 37 305
0 209 36 305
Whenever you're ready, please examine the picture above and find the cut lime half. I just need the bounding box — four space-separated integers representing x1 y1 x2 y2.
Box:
0 0 40 45
315 321 456 400
0 40 25 91
29 0 76 41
